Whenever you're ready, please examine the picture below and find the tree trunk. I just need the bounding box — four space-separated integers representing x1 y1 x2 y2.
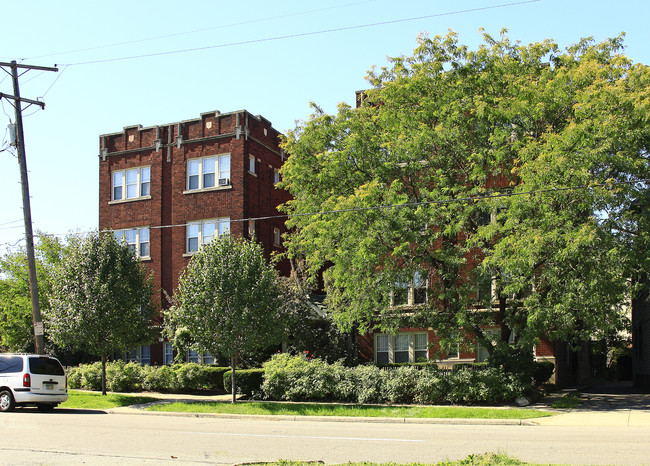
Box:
101 354 107 395
230 355 236 404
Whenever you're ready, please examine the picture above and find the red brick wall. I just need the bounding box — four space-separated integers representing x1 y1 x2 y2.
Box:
99 111 291 362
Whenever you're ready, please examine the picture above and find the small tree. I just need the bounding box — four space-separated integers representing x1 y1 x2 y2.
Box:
0 233 63 352
48 232 154 394
168 235 286 403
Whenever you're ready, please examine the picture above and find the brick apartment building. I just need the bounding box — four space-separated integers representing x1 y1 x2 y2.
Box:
98 110 290 365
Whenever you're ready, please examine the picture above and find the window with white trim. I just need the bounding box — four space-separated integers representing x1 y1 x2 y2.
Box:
274 168 280 185
187 154 230 191
113 227 150 259
249 155 256 174
112 166 150 201
163 342 174 365
374 332 429 364
392 270 428 306
186 349 215 364
122 345 151 365
186 218 230 253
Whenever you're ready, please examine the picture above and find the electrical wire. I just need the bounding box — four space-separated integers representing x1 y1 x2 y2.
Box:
64 0 542 67
27 0 379 61
95 178 650 234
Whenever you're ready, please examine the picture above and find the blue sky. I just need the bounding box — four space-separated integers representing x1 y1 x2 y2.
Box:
1 0 649 255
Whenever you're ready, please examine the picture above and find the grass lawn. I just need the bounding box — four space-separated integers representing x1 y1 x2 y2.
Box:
145 401 553 419
60 390 161 409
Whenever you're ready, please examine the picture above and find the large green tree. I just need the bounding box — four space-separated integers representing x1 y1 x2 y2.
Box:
48 232 154 394
280 30 648 354
168 235 287 403
0 234 63 352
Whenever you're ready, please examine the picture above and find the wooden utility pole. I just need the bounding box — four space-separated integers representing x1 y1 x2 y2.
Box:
0 60 57 354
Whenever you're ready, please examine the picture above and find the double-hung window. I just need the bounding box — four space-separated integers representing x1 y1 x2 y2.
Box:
374 332 429 364
186 218 230 253
112 166 150 201
113 227 150 259
187 154 230 190
392 270 428 306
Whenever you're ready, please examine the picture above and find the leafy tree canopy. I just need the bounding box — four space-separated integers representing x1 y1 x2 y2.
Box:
0 233 63 352
167 235 288 401
48 232 154 393
280 30 649 349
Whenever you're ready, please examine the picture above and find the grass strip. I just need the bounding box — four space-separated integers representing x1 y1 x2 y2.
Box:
145 401 553 419
60 390 161 409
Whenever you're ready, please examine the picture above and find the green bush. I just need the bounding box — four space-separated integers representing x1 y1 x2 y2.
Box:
352 365 384 404
141 364 180 392
224 368 264 396
173 363 210 391
66 366 83 389
204 366 230 391
414 368 450 404
106 361 143 392
382 366 420 404
80 362 103 391
261 354 531 405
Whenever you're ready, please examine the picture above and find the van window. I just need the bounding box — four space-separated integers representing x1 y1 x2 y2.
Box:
28 357 65 376
0 356 24 373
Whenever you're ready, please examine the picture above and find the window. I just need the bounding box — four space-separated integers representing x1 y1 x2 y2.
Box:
274 168 280 185
111 166 150 201
113 227 150 259
187 349 215 364
392 270 428 306
163 343 174 365
248 220 256 238
376 334 390 364
187 154 230 191
122 346 151 366
273 227 281 247
249 155 256 174
186 218 230 253
187 349 199 363
374 332 428 364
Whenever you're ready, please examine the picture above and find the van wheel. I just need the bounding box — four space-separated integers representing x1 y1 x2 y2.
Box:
0 390 15 412
37 403 55 412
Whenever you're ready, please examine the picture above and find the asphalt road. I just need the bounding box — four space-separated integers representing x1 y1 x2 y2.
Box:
2 408 650 465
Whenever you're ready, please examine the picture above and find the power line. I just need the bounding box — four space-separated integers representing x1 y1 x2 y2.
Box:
64 0 542 66
95 178 649 233
27 0 379 61
1 176 645 248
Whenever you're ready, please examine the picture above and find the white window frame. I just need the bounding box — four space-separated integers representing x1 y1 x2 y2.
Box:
248 155 256 174
122 345 151 366
391 270 428 306
186 218 230 253
113 227 150 259
163 342 174 365
374 332 429 364
186 154 230 191
187 349 215 364
111 166 151 202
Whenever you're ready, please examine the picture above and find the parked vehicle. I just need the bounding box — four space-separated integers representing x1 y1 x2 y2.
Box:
0 354 68 412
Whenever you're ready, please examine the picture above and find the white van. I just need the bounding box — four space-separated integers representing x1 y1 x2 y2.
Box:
0 354 68 412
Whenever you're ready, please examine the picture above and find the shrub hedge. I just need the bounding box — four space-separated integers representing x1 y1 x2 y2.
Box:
67 362 230 393
260 354 534 405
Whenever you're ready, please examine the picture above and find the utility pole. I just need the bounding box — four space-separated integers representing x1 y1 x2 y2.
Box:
0 60 57 355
